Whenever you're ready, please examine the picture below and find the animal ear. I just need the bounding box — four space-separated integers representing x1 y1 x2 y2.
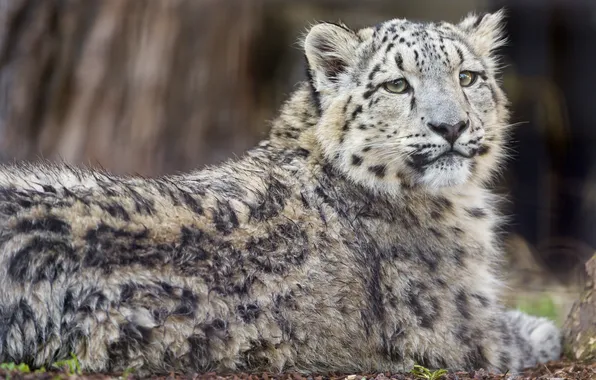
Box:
303 22 360 91
457 9 507 56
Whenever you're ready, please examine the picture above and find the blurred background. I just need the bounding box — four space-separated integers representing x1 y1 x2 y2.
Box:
1 0 595 325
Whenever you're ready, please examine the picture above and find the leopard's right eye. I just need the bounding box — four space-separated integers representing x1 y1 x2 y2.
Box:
459 71 478 87
383 79 410 94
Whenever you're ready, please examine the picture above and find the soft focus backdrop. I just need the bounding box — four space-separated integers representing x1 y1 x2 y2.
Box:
1 0 596 325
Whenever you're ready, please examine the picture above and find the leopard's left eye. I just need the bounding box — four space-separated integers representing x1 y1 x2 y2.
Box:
459 71 478 87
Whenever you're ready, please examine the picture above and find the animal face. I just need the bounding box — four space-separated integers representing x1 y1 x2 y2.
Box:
304 11 510 193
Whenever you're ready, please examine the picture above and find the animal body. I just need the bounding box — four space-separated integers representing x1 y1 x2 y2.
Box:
0 11 561 376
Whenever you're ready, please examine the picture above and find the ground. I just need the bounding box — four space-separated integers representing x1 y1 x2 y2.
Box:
1 360 594 380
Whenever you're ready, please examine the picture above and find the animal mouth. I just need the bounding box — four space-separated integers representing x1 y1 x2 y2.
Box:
409 148 473 170
436 149 473 161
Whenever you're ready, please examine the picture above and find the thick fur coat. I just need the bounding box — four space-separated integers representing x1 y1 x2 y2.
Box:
0 11 560 376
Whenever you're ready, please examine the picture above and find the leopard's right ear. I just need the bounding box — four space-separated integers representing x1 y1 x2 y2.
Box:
303 22 360 92
457 9 507 57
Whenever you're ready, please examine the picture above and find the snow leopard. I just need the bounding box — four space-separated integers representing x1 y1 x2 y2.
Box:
0 10 560 376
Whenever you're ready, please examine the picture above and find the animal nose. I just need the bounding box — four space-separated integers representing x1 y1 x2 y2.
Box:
427 120 469 144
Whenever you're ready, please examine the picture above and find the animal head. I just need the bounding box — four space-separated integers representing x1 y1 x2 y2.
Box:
303 11 510 194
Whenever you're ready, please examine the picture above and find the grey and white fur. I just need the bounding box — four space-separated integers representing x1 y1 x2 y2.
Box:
0 11 560 376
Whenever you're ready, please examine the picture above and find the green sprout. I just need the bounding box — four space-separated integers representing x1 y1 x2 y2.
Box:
411 364 448 380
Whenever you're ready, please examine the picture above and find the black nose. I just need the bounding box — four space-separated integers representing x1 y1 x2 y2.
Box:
427 120 469 144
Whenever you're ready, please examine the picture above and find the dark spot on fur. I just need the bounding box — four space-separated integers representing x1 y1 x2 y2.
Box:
419 249 439 271
472 294 490 307
0 299 43 361
430 197 453 219
41 185 57 193
82 224 181 274
271 291 301 340
76 287 109 314
466 207 487 218
452 226 464 236
237 303 261 323
403 207 421 228
125 187 155 215
408 152 429 171
119 283 138 303
456 290 471 319
211 318 226 330
15 216 71 236
499 352 512 370
107 322 154 369
351 155 363 166
477 145 490 156
351 105 363 120
454 247 466 266
435 278 448 288
187 335 212 371
382 331 404 362
181 191 203 215
396 53 404 70
407 283 439 329
429 228 443 238
363 85 379 100
249 178 291 222
212 200 240 235
245 223 309 275
104 202 130 221
8 236 77 283
389 245 411 260
343 96 352 113
368 165 386 178
178 226 210 262
368 64 381 80
455 325 473 347
456 47 464 63
435 197 453 212
470 160 478 175
172 289 198 318
294 148 310 158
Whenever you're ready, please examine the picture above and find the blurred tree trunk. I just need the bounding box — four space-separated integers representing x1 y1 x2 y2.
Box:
564 254 596 361
0 0 265 176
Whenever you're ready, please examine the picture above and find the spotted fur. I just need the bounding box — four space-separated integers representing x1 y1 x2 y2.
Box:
0 11 560 376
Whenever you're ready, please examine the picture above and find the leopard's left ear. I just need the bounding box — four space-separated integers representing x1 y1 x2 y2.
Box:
458 9 507 57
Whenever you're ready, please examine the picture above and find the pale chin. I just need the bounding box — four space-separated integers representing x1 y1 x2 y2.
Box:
417 160 472 188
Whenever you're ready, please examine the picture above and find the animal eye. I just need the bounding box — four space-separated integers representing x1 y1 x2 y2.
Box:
459 71 478 87
383 79 410 94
